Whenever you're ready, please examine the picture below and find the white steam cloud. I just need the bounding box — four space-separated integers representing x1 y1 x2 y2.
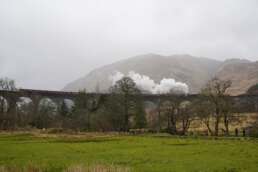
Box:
110 71 189 94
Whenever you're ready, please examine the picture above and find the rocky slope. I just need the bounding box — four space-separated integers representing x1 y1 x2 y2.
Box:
215 59 258 95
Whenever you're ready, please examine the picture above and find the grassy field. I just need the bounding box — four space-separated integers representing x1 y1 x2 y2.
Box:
0 133 258 172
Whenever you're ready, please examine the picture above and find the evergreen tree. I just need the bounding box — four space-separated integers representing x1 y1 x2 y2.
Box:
107 77 142 131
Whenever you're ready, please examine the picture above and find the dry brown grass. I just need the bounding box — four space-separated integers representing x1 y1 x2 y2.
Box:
188 113 258 135
0 129 124 140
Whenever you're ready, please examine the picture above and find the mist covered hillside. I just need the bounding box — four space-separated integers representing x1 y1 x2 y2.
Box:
215 59 258 95
63 54 222 93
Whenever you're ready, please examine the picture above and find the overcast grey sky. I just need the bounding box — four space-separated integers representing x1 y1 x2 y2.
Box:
0 0 258 90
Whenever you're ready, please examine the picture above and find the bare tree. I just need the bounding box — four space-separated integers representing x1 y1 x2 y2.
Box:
161 97 181 134
0 78 17 91
34 98 57 129
16 98 34 128
178 101 195 135
134 99 147 129
220 97 237 135
201 77 232 136
0 77 17 129
192 97 214 135
161 98 195 135
71 90 90 131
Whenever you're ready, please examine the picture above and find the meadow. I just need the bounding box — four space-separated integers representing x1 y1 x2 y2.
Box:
0 132 258 172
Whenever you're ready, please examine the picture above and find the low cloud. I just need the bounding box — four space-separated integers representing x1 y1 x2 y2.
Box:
110 71 189 94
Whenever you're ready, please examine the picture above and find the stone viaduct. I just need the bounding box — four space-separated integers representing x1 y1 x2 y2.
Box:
0 89 258 114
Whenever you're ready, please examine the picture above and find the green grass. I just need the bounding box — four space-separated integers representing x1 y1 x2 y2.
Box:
0 133 258 172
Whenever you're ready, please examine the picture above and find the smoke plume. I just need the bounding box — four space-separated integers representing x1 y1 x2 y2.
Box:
110 71 189 94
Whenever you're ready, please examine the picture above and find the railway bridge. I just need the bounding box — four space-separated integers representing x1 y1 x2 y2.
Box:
0 89 258 114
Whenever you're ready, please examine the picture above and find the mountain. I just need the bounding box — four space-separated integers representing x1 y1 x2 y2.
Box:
247 83 258 95
215 59 258 95
63 54 258 95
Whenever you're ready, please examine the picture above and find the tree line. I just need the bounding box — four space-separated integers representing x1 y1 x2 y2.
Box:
0 77 257 136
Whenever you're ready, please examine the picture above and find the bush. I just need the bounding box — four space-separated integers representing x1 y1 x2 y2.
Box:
247 125 258 137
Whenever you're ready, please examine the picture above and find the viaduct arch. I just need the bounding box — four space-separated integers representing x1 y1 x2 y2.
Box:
0 89 258 115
